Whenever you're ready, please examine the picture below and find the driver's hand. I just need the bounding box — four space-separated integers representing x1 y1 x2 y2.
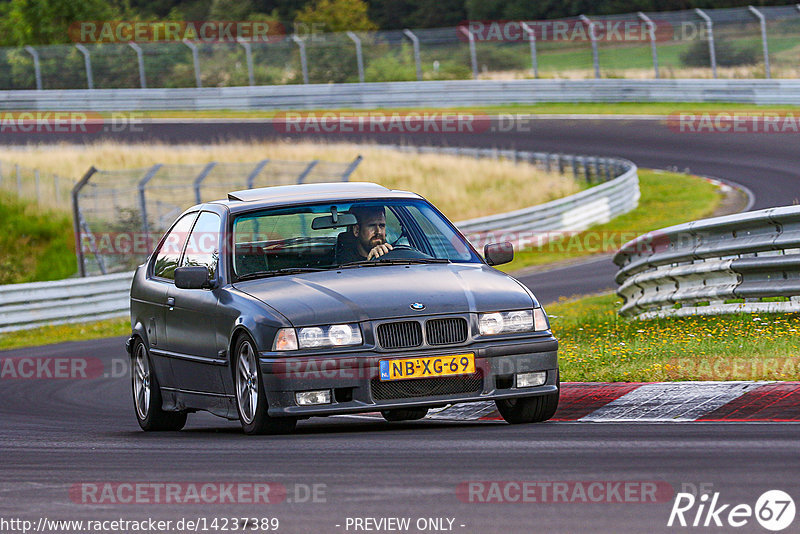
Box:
367 243 393 260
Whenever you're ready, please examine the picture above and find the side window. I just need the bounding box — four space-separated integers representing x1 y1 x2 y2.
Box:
152 213 197 280
181 211 221 279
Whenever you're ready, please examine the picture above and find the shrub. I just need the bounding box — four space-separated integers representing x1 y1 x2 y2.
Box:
680 38 760 68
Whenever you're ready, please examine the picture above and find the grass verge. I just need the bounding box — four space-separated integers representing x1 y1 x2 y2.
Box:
130 102 800 119
499 169 721 272
550 293 800 382
0 317 129 351
0 191 76 284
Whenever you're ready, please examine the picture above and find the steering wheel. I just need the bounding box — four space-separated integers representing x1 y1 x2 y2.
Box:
370 245 431 261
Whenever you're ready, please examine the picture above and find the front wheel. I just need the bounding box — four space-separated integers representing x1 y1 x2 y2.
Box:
132 339 187 431
495 372 560 424
234 334 297 435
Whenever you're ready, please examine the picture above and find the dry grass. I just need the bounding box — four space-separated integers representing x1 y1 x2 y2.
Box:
0 141 579 221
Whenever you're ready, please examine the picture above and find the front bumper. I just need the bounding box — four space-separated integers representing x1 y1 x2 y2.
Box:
258 336 558 417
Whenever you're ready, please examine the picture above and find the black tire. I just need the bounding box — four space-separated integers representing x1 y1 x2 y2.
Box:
495 372 560 424
234 334 297 435
381 408 429 422
131 339 187 431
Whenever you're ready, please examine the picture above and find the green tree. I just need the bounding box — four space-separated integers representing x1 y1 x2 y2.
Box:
0 0 115 46
294 0 377 33
208 0 256 20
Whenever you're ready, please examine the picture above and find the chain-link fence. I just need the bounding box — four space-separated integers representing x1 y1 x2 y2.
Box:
2 6 800 89
0 161 72 209
73 156 362 277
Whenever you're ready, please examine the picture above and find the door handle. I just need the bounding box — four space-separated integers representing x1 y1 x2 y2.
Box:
166 297 175 309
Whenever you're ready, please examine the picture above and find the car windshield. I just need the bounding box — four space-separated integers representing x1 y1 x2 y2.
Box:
231 199 481 279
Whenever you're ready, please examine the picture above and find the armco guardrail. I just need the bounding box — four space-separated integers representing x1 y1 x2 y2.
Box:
4 79 800 111
614 206 800 319
0 272 133 333
0 147 637 332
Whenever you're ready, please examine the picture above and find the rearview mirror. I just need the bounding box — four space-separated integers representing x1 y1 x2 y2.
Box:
311 213 358 230
174 266 213 289
484 242 514 266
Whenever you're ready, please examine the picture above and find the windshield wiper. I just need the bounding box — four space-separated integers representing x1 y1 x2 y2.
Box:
339 258 451 268
236 267 327 281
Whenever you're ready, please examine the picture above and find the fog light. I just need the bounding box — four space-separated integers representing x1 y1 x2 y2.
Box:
516 371 546 388
295 390 332 406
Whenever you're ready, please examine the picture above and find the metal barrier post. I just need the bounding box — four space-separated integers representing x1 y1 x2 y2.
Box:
637 12 659 79
183 40 202 87
297 160 319 184
402 29 423 81
748 6 771 79
128 42 147 88
579 15 600 79
582 157 591 182
695 9 717 79
520 22 538 78
72 167 98 277
341 155 363 181
193 162 217 203
291 35 309 84
459 26 478 79
346 31 365 83
238 38 255 86
75 44 94 89
246 159 270 189
23 46 42 90
138 164 163 252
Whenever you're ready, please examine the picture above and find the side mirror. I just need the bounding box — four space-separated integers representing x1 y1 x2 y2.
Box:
484 242 514 266
174 266 213 289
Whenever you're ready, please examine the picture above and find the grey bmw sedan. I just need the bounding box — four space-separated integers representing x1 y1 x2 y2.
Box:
127 182 559 434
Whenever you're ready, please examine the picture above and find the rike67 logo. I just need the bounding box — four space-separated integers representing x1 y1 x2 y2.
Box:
668 490 795 531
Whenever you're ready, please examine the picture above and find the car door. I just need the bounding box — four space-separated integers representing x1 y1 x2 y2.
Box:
145 211 199 388
165 211 228 395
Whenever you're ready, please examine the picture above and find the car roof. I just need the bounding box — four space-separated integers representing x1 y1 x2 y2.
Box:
211 182 422 213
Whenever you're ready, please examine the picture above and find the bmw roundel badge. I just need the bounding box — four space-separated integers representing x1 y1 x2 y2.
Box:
410 302 425 311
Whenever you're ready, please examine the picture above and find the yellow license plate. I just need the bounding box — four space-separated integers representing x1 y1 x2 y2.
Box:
379 353 475 381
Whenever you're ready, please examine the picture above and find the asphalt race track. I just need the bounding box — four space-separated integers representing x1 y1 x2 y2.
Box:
3 117 800 532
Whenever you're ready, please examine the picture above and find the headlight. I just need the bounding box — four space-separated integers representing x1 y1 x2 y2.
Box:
274 324 363 351
478 309 548 336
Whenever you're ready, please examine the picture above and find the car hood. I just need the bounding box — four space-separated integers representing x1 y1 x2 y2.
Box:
232 263 537 326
